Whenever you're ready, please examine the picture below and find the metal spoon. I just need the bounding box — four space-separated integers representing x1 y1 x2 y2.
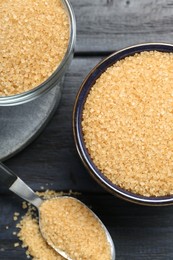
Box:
0 162 115 260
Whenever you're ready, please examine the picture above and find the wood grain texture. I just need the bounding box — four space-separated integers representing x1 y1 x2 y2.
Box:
1 0 173 259
71 0 173 53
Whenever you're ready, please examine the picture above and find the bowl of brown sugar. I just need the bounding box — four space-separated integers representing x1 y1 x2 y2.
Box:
0 0 76 106
73 43 173 206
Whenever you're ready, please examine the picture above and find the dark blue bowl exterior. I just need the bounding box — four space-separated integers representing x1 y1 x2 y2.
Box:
73 43 173 206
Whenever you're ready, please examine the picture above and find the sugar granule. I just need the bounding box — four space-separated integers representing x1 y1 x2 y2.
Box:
14 242 19 247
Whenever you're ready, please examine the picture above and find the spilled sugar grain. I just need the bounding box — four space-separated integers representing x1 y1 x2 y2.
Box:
17 213 63 260
15 191 69 260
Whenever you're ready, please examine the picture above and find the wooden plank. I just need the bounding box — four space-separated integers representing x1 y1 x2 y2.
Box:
1 1 173 259
70 0 173 53
0 194 173 259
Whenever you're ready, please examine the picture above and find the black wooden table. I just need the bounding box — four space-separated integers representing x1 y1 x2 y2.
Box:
1 0 173 259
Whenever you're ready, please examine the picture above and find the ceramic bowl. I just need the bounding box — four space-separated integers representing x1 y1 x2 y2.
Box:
73 43 173 206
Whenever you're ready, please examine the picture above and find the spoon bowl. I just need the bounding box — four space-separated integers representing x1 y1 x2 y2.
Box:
0 162 115 260
40 196 115 260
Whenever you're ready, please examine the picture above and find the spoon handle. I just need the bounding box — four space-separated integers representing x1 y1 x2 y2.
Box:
0 162 43 208
0 163 17 187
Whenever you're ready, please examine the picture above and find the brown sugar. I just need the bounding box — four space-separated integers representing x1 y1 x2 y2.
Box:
0 0 69 96
17 212 63 260
16 191 110 260
39 197 111 260
17 191 67 260
82 51 173 197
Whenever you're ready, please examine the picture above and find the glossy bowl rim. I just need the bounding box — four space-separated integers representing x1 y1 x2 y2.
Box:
0 0 76 106
73 42 173 206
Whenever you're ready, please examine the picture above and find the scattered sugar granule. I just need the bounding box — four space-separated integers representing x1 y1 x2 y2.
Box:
22 202 28 209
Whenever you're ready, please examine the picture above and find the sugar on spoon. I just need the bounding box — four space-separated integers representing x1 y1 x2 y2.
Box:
0 162 115 260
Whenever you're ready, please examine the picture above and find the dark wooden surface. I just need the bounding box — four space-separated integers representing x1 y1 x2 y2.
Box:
1 0 173 259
